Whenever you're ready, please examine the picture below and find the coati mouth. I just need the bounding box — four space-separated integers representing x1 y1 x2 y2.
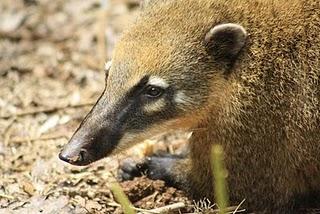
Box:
59 143 116 166
59 131 121 166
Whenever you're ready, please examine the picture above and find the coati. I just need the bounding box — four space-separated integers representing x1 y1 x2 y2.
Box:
59 0 320 213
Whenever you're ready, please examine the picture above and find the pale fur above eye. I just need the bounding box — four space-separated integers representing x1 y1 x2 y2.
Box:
148 76 169 88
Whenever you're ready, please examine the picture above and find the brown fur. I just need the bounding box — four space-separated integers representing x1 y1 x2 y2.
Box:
60 0 320 213
113 0 320 212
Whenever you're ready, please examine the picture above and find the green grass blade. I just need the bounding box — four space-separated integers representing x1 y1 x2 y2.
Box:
110 182 136 214
211 145 229 214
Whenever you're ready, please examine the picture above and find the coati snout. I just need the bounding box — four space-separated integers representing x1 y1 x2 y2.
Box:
59 22 247 166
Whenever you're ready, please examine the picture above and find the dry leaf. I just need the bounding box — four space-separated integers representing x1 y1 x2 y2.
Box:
86 200 102 212
38 115 60 135
21 180 36 196
0 11 26 33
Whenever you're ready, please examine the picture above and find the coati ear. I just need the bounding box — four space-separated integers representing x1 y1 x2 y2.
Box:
204 23 247 61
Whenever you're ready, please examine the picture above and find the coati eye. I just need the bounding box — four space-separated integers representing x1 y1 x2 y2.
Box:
144 86 164 98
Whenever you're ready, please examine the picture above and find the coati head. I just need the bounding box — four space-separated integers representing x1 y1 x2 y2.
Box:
59 1 247 166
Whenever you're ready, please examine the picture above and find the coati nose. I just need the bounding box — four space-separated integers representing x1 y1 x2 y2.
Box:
59 147 90 166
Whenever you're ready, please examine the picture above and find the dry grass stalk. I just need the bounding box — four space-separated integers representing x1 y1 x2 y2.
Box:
97 0 109 69
136 202 186 214
0 102 95 119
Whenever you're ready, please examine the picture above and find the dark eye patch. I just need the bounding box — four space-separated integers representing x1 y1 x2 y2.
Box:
126 75 150 98
126 75 169 102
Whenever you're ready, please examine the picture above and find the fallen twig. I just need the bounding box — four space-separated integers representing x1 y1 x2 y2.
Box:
136 202 186 214
0 102 95 119
106 201 185 214
98 0 109 68
134 208 159 214
3 118 16 146
10 134 69 143
0 193 15 200
185 205 246 214
213 206 246 214
232 199 246 214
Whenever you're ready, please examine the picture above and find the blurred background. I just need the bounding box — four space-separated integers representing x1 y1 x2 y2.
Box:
0 0 191 213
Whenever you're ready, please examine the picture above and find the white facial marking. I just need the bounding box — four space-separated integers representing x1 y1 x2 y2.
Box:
143 98 166 113
174 91 190 104
148 76 169 88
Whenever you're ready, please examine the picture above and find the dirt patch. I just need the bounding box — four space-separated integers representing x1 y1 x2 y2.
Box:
120 176 193 211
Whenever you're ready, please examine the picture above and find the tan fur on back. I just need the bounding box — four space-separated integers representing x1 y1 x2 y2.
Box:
112 0 320 212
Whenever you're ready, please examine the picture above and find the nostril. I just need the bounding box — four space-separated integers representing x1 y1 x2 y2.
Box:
79 149 88 163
